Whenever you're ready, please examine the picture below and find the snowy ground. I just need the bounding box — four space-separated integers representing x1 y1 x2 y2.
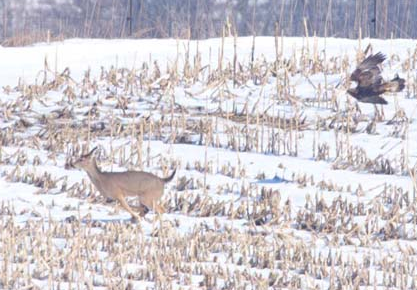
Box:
1 36 417 289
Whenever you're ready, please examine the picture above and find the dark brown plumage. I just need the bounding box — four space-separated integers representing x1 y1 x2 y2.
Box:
347 52 405 104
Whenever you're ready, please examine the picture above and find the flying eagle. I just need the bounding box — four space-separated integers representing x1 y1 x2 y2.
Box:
347 52 405 104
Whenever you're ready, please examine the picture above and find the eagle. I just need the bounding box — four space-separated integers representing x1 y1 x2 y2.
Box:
347 52 405 104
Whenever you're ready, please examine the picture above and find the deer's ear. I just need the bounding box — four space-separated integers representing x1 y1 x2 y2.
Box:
82 146 98 158
90 146 98 155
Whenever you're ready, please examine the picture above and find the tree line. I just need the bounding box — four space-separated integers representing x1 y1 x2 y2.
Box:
1 0 415 44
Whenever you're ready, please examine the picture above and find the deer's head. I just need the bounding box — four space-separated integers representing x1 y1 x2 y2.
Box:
66 147 98 171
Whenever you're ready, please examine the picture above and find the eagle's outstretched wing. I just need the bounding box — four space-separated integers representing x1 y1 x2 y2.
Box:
350 52 386 88
347 52 405 104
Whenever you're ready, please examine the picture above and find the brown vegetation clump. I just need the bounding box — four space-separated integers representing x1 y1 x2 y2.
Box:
0 32 416 289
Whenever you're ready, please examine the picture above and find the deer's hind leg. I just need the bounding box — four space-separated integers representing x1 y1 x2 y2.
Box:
140 192 165 215
137 204 149 217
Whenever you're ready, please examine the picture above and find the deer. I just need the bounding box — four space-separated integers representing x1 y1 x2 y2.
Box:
66 147 176 221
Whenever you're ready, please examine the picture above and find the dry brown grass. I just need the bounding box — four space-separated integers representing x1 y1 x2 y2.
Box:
0 32 416 289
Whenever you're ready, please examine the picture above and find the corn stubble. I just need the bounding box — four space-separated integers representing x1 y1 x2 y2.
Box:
0 33 417 289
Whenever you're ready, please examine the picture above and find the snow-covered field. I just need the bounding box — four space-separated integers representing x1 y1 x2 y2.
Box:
1 36 417 289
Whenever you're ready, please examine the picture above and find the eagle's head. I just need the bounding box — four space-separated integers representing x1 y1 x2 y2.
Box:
346 87 358 98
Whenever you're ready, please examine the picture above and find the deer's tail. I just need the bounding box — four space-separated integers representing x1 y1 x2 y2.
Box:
161 168 176 183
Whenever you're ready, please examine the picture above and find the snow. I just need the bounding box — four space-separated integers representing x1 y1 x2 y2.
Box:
1 36 417 289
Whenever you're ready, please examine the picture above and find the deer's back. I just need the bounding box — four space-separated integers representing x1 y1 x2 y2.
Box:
101 170 164 197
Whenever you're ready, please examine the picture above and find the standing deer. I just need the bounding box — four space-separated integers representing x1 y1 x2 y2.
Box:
67 147 176 220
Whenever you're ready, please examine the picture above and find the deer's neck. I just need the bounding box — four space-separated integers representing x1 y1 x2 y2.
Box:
86 159 103 182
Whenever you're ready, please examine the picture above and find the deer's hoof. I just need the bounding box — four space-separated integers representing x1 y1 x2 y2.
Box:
131 215 140 223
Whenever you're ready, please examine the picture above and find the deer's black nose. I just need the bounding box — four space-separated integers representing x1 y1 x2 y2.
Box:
65 159 74 169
